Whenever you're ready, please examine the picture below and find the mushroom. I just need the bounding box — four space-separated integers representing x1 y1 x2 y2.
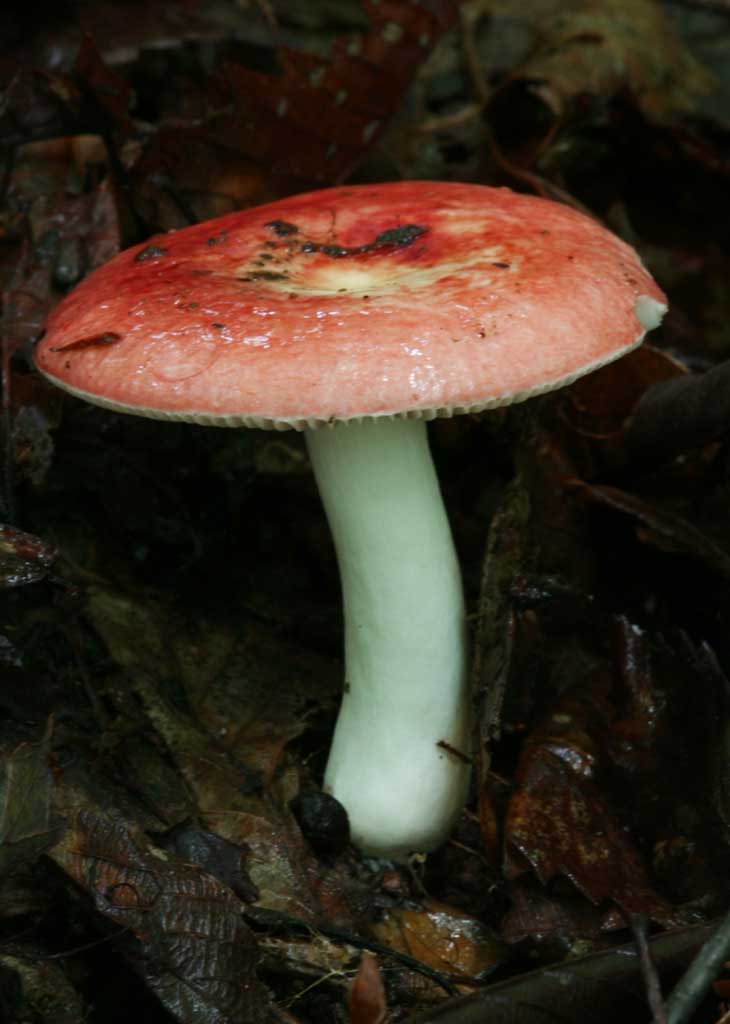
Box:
35 181 667 858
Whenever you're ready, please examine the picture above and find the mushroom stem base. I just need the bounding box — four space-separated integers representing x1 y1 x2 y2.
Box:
306 417 470 859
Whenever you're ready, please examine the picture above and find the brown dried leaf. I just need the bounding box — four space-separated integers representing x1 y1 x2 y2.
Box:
0 953 85 1024
503 671 679 925
0 719 63 878
52 810 271 1024
483 0 715 124
83 584 352 924
349 952 387 1024
208 0 460 184
501 881 608 953
371 899 505 983
573 481 730 579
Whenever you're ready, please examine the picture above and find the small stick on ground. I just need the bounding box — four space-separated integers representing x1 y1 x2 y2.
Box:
631 913 668 1024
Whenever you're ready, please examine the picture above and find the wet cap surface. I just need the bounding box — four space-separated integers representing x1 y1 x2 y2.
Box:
35 181 667 429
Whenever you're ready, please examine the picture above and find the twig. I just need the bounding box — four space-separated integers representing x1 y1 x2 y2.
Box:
664 909 730 1024
630 914 668 1024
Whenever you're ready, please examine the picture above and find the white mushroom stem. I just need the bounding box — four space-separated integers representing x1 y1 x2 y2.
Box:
305 417 470 859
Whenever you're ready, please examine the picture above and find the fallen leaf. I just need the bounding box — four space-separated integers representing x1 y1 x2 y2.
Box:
572 481 730 579
349 952 386 1024
0 952 86 1024
0 719 63 878
484 0 714 128
503 668 680 926
52 809 271 1024
83 584 356 925
371 899 504 983
207 0 461 184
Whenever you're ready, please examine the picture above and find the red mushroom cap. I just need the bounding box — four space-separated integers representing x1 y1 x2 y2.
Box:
35 182 667 429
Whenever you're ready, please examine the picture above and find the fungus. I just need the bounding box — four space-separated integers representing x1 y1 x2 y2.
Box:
35 181 667 858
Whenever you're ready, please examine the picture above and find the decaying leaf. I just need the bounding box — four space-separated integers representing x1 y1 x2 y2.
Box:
503 669 680 926
52 809 271 1024
0 718 63 877
83 584 357 925
0 952 86 1024
573 481 730 579
482 0 715 125
372 899 504 985
207 0 461 184
349 952 387 1024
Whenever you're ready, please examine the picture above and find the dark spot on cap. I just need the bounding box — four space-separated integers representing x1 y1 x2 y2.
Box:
51 331 122 352
134 244 169 263
373 224 428 248
212 323 226 329
491 261 510 269
207 231 228 246
245 270 289 282
265 220 299 237
301 240 348 257
177 301 199 311
300 223 429 260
